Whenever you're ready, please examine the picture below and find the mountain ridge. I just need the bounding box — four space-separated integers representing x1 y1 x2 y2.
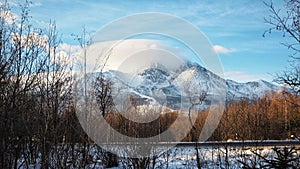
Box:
96 62 280 110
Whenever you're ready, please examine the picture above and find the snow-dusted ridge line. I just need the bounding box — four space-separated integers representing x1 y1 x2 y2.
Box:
88 62 280 109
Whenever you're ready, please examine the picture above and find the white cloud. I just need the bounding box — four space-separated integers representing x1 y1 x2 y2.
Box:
224 71 272 83
79 39 185 74
213 45 237 54
11 32 48 48
0 10 18 25
58 43 81 56
54 43 82 66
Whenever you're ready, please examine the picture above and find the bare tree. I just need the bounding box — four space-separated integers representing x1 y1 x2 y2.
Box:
183 80 208 169
0 1 75 168
263 0 300 54
276 64 300 95
264 0 300 95
73 26 121 168
94 76 114 117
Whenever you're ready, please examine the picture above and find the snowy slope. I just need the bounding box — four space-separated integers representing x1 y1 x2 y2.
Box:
226 79 280 100
91 62 279 110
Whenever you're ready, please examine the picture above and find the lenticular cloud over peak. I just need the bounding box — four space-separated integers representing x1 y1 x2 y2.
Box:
80 39 186 74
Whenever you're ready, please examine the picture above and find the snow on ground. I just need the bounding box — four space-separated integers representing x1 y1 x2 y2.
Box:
16 143 300 169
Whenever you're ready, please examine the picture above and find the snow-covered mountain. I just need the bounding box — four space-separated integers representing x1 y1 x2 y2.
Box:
91 62 279 110
226 79 279 100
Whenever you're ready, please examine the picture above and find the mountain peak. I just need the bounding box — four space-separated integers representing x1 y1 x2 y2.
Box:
97 62 280 109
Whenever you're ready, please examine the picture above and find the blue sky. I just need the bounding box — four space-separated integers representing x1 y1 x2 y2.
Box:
8 0 294 82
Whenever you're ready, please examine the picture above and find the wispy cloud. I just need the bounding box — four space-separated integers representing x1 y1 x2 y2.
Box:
213 45 237 54
29 2 42 7
4 0 42 7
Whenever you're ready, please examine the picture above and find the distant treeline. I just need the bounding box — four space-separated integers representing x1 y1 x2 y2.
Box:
90 90 300 142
